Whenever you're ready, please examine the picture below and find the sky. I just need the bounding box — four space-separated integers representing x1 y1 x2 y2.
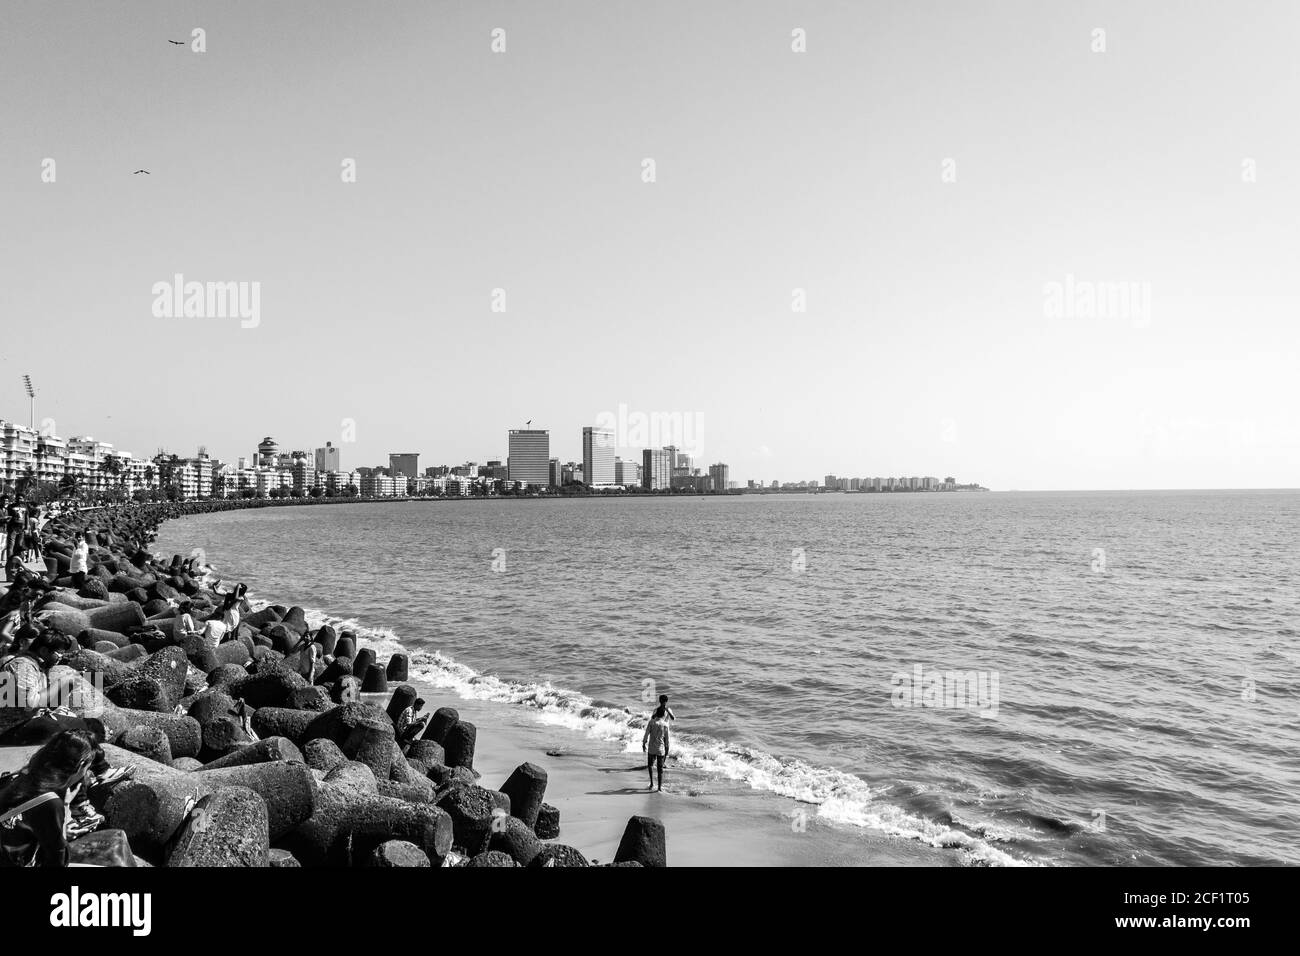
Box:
1 1 1297 489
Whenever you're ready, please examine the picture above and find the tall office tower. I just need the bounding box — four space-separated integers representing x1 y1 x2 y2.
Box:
548 458 562 488
316 442 340 472
507 429 550 487
663 445 679 470
708 463 730 494
642 448 671 490
582 426 616 488
389 453 419 479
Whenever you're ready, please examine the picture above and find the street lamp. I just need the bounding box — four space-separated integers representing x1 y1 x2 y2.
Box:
22 375 34 429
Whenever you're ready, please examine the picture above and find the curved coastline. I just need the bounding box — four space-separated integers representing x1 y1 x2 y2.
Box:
3 497 673 868
149 501 1026 867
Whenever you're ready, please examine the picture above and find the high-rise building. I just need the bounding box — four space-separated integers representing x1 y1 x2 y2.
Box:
708 463 730 494
614 457 641 486
642 448 671 491
582 426 616 488
507 429 550 488
389 453 420 479
823 474 837 489
315 442 340 472
257 437 278 468
291 457 316 496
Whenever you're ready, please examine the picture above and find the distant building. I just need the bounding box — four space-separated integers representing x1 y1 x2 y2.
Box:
291 457 316 495
708 463 730 494
549 458 563 488
508 429 550 488
315 442 340 472
582 426 616 488
389 453 419 480
642 449 671 491
615 457 640 487
257 437 278 468
824 474 837 489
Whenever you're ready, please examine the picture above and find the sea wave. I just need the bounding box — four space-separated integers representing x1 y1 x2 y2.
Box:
228 587 1033 866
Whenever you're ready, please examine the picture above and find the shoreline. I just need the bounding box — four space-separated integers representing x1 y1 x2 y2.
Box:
152 504 972 867
2 500 673 867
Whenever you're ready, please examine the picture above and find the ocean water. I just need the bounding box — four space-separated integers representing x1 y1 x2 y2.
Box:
155 491 1300 866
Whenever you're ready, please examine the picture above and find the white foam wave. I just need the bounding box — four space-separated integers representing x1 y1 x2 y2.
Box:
185 559 1031 866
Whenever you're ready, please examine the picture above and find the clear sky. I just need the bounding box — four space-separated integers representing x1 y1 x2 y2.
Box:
2 1 1296 489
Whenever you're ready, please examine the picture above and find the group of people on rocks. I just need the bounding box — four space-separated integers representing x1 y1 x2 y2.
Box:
0 524 244 865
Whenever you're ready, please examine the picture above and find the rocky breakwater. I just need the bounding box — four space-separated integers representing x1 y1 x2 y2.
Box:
1 501 667 868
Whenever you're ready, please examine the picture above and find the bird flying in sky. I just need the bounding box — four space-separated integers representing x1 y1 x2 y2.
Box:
168 39 185 45
132 169 150 175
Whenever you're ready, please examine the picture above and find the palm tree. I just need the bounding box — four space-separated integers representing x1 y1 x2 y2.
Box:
59 473 80 502
100 454 123 493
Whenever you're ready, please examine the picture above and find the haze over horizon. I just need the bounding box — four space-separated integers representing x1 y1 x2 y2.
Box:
3 1 1297 490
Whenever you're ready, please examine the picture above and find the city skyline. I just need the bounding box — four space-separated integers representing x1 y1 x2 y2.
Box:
0 406 993 495
4 2 1297 490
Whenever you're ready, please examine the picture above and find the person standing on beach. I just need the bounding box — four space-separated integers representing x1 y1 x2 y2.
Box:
642 704 671 792
658 694 676 720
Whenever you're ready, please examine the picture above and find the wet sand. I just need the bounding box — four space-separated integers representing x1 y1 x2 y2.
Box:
395 690 955 866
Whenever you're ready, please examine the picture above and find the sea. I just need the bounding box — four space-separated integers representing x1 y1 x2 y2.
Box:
154 490 1300 866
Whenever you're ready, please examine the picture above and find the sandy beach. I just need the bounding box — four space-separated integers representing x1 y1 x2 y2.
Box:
385 689 953 866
